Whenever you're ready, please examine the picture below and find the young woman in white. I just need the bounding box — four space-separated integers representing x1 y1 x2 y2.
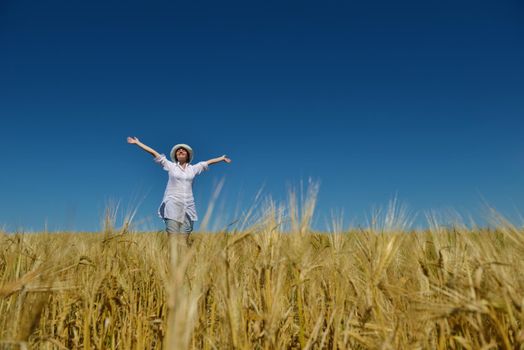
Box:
127 137 231 242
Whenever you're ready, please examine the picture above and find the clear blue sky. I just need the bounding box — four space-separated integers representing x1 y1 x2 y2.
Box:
1 0 523 232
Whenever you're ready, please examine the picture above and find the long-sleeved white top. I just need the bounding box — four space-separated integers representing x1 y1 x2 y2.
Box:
154 154 209 222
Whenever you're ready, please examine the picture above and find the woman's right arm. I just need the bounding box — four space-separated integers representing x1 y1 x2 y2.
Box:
127 137 161 158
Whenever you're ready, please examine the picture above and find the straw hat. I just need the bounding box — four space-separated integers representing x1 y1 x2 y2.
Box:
170 144 193 163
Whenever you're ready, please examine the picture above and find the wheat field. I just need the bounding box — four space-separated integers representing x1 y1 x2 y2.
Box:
1 203 524 349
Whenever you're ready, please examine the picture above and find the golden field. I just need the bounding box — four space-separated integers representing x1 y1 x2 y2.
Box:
1 203 524 349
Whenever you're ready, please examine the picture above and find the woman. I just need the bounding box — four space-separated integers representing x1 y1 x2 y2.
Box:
127 136 231 243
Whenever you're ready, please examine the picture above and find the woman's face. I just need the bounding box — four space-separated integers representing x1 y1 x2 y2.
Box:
176 148 189 163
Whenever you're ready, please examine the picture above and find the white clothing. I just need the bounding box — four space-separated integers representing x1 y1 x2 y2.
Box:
154 154 208 222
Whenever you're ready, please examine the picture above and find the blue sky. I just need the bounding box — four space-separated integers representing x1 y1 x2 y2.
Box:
1 0 523 232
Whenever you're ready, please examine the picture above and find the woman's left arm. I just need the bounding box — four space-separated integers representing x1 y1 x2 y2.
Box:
206 155 232 166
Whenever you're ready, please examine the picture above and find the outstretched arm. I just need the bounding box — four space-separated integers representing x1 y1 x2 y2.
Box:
206 155 232 166
127 137 161 158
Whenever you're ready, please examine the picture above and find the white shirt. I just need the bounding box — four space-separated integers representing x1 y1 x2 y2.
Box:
154 154 208 222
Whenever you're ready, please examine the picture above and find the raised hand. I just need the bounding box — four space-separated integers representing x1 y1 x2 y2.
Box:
127 137 160 158
127 136 140 144
222 155 232 163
